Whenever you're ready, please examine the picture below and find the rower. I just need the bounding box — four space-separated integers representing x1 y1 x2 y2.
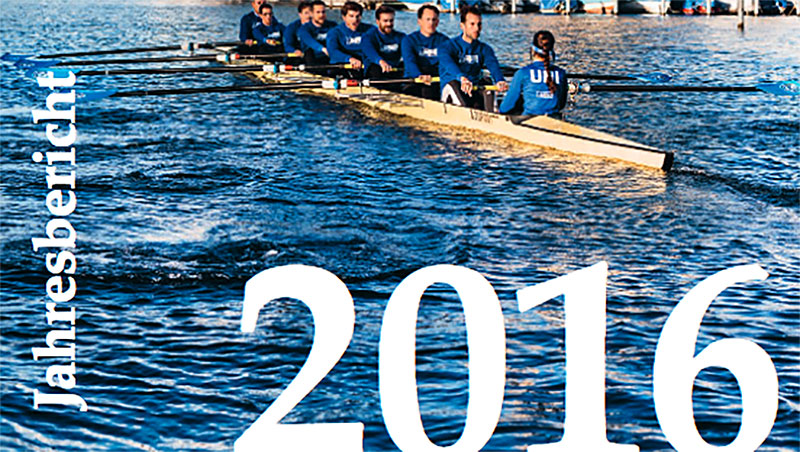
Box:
239 0 267 45
401 5 448 99
498 31 567 120
438 6 508 112
362 5 405 80
297 0 337 65
284 2 313 58
251 4 285 56
326 1 373 74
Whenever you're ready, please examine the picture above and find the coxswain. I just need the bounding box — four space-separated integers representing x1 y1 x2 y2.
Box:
438 6 508 112
326 1 373 73
239 0 267 44
498 30 567 119
400 5 448 99
252 4 285 55
362 5 405 80
284 2 313 57
297 0 337 65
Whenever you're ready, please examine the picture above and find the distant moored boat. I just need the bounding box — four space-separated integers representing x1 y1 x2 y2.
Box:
617 0 672 13
539 0 581 13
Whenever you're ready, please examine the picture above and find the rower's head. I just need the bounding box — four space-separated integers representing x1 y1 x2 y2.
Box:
417 5 440 37
298 1 313 23
375 5 396 35
342 1 364 30
258 4 274 26
531 30 558 94
310 0 327 25
459 6 482 42
530 30 556 61
251 0 266 13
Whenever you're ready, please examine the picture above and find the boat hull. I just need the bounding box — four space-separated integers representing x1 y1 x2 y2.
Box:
228 59 673 171
617 0 671 13
580 0 618 13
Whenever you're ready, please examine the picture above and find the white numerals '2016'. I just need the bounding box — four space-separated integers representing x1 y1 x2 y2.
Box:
380 265 506 452
235 265 364 452
653 264 778 451
236 262 778 452
517 262 638 452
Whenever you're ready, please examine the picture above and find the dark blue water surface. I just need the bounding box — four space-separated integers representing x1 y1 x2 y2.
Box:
1 0 798 450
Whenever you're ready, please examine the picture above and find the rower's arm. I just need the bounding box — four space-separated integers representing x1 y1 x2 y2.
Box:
284 22 300 53
438 41 466 81
362 30 384 67
239 14 252 42
298 25 325 54
498 70 524 114
557 68 569 111
252 25 268 45
483 45 505 84
401 36 421 78
326 28 350 63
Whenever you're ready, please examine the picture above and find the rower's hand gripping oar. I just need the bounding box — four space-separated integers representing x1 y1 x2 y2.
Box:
578 81 800 96
1 41 243 62
75 76 440 102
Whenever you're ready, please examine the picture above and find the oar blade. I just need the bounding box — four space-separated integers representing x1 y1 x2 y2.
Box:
24 67 75 80
75 90 117 102
15 59 57 70
756 81 800 96
631 72 672 83
2 53 34 63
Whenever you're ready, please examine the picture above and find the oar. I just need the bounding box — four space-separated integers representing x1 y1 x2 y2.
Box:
76 76 436 101
15 52 291 69
579 81 800 96
500 65 672 82
53 63 354 77
1 41 243 62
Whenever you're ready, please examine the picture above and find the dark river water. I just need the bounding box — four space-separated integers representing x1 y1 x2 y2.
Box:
1 0 798 450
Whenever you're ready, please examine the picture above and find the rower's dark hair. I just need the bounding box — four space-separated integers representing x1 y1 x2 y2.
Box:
417 4 440 18
375 4 396 19
298 1 312 12
533 30 557 94
310 0 326 9
258 3 273 13
460 5 481 22
342 1 364 15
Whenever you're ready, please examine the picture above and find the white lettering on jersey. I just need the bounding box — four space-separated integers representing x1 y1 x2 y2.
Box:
529 69 561 84
317 33 328 41
346 36 362 46
381 43 399 53
460 54 480 64
420 48 437 58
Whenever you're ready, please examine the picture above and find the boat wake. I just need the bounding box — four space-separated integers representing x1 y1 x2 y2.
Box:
673 165 799 208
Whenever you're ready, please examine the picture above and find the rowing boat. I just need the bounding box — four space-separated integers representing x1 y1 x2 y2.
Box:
224 53 674 171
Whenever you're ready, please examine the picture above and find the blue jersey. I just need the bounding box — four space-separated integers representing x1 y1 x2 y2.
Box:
362 27 405 68
326 22 374 64
297 20 337 57
283 19 304 53
438 35 505 90
401 31 448 78
498 61 567 116
239 11 260 42
252 21 285 53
